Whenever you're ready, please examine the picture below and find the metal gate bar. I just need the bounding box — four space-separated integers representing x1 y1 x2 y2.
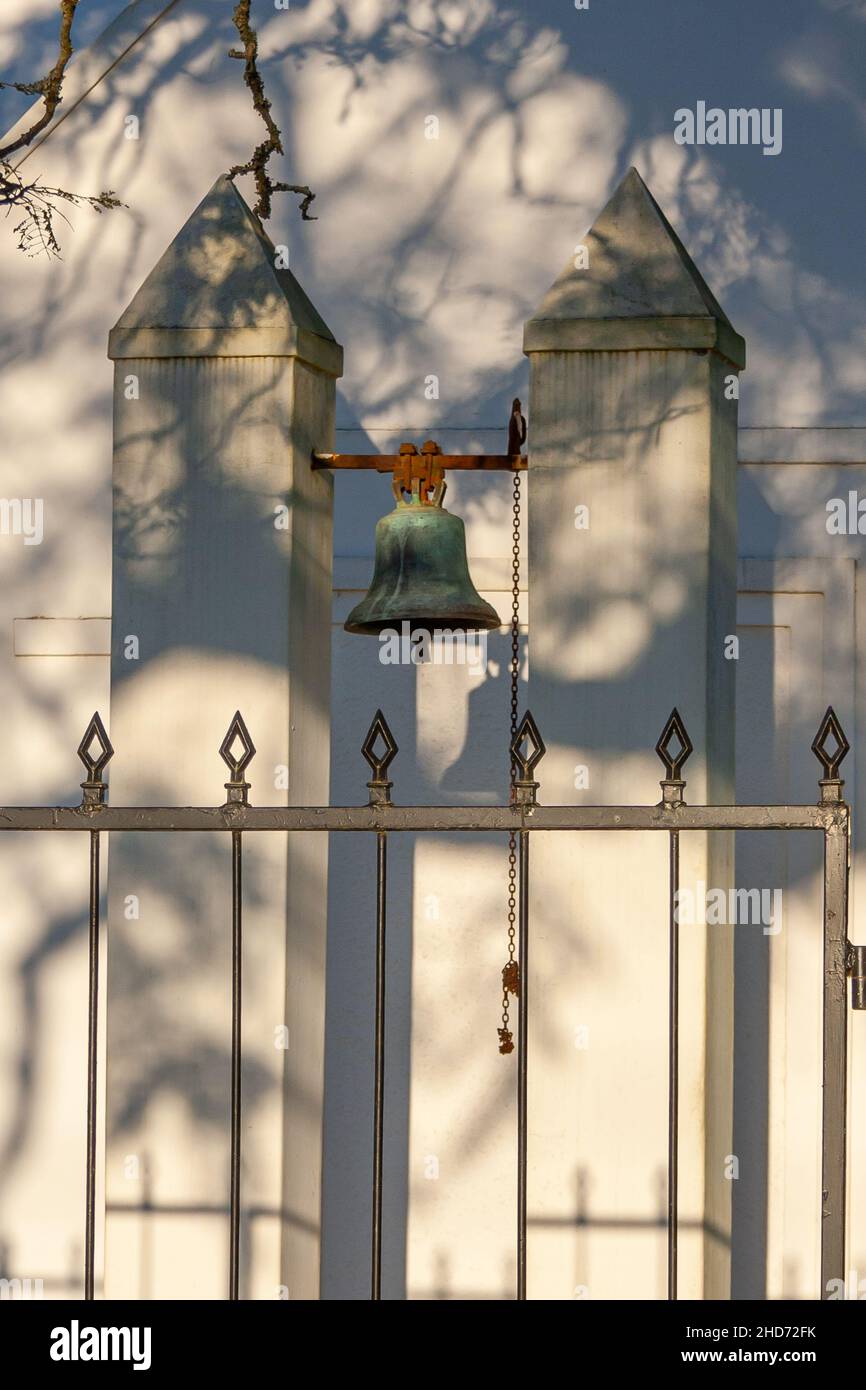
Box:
219 714 256 1300
362 712 397 1301
77 714 113 1302
0 804 841 831
229 828 243 1301
517 829 529 1300
84 828 101 1302
656 709 693 1302
1 704 860 1301
372 830 387 1301
822 822 849 1290
668 828 680 1301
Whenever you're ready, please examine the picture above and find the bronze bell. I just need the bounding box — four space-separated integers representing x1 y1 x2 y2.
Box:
344 442 501 635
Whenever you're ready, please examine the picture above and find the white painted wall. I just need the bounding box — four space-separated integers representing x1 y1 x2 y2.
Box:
734 434 866 1300
2 2 866 1299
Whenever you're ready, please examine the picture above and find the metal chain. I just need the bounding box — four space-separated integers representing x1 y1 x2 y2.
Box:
499 471 521 1055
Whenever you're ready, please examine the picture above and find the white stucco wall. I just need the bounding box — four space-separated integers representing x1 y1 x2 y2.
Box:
1 1 865 1299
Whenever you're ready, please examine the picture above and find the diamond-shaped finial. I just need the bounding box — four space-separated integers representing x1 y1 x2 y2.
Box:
362 710 398 804
812 706 849 781
510 711 545 806
656 708 693 782
220 712 256 779
220 713 255 804
78 712 114 781
510 710 546 782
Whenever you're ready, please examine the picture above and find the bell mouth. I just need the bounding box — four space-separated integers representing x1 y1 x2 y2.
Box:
344 610 502 637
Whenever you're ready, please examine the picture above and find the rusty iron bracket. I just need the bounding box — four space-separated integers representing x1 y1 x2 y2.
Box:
390 441 446 506
312 443 527 472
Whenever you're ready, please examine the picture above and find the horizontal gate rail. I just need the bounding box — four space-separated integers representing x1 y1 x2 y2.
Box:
0 804 845 831
0 703 861 1303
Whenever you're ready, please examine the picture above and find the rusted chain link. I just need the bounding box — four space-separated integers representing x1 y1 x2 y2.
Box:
499 471 521 1055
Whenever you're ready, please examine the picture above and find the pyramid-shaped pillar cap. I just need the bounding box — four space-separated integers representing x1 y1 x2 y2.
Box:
109 175 342 376
524 167 745 369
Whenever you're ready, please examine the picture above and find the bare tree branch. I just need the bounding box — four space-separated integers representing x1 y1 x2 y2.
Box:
0 165 122 257
227 0 316 221
0 0 122 257
1 0 313 256
0 0 79 160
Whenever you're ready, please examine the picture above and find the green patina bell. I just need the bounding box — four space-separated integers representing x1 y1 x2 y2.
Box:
344 442 501 636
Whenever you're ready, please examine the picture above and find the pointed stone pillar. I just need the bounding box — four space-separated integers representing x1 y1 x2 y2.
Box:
105 177 342 1298
523 168 744 1299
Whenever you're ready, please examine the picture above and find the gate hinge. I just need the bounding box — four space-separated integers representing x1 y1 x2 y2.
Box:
847 942 866 1010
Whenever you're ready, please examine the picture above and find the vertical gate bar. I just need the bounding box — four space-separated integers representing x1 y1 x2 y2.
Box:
84 829 101 1301
667 829 680 1302
820 818 849 1297
654 709 690 1302
229 829 243 1301
517 829 529 1300
371 831 387 1300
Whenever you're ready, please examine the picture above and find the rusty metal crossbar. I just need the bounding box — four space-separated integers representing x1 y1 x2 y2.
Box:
0 704 859 1302
311 451 527 472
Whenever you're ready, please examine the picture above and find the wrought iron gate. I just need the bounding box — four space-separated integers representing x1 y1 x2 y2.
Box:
1 703 862 1301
